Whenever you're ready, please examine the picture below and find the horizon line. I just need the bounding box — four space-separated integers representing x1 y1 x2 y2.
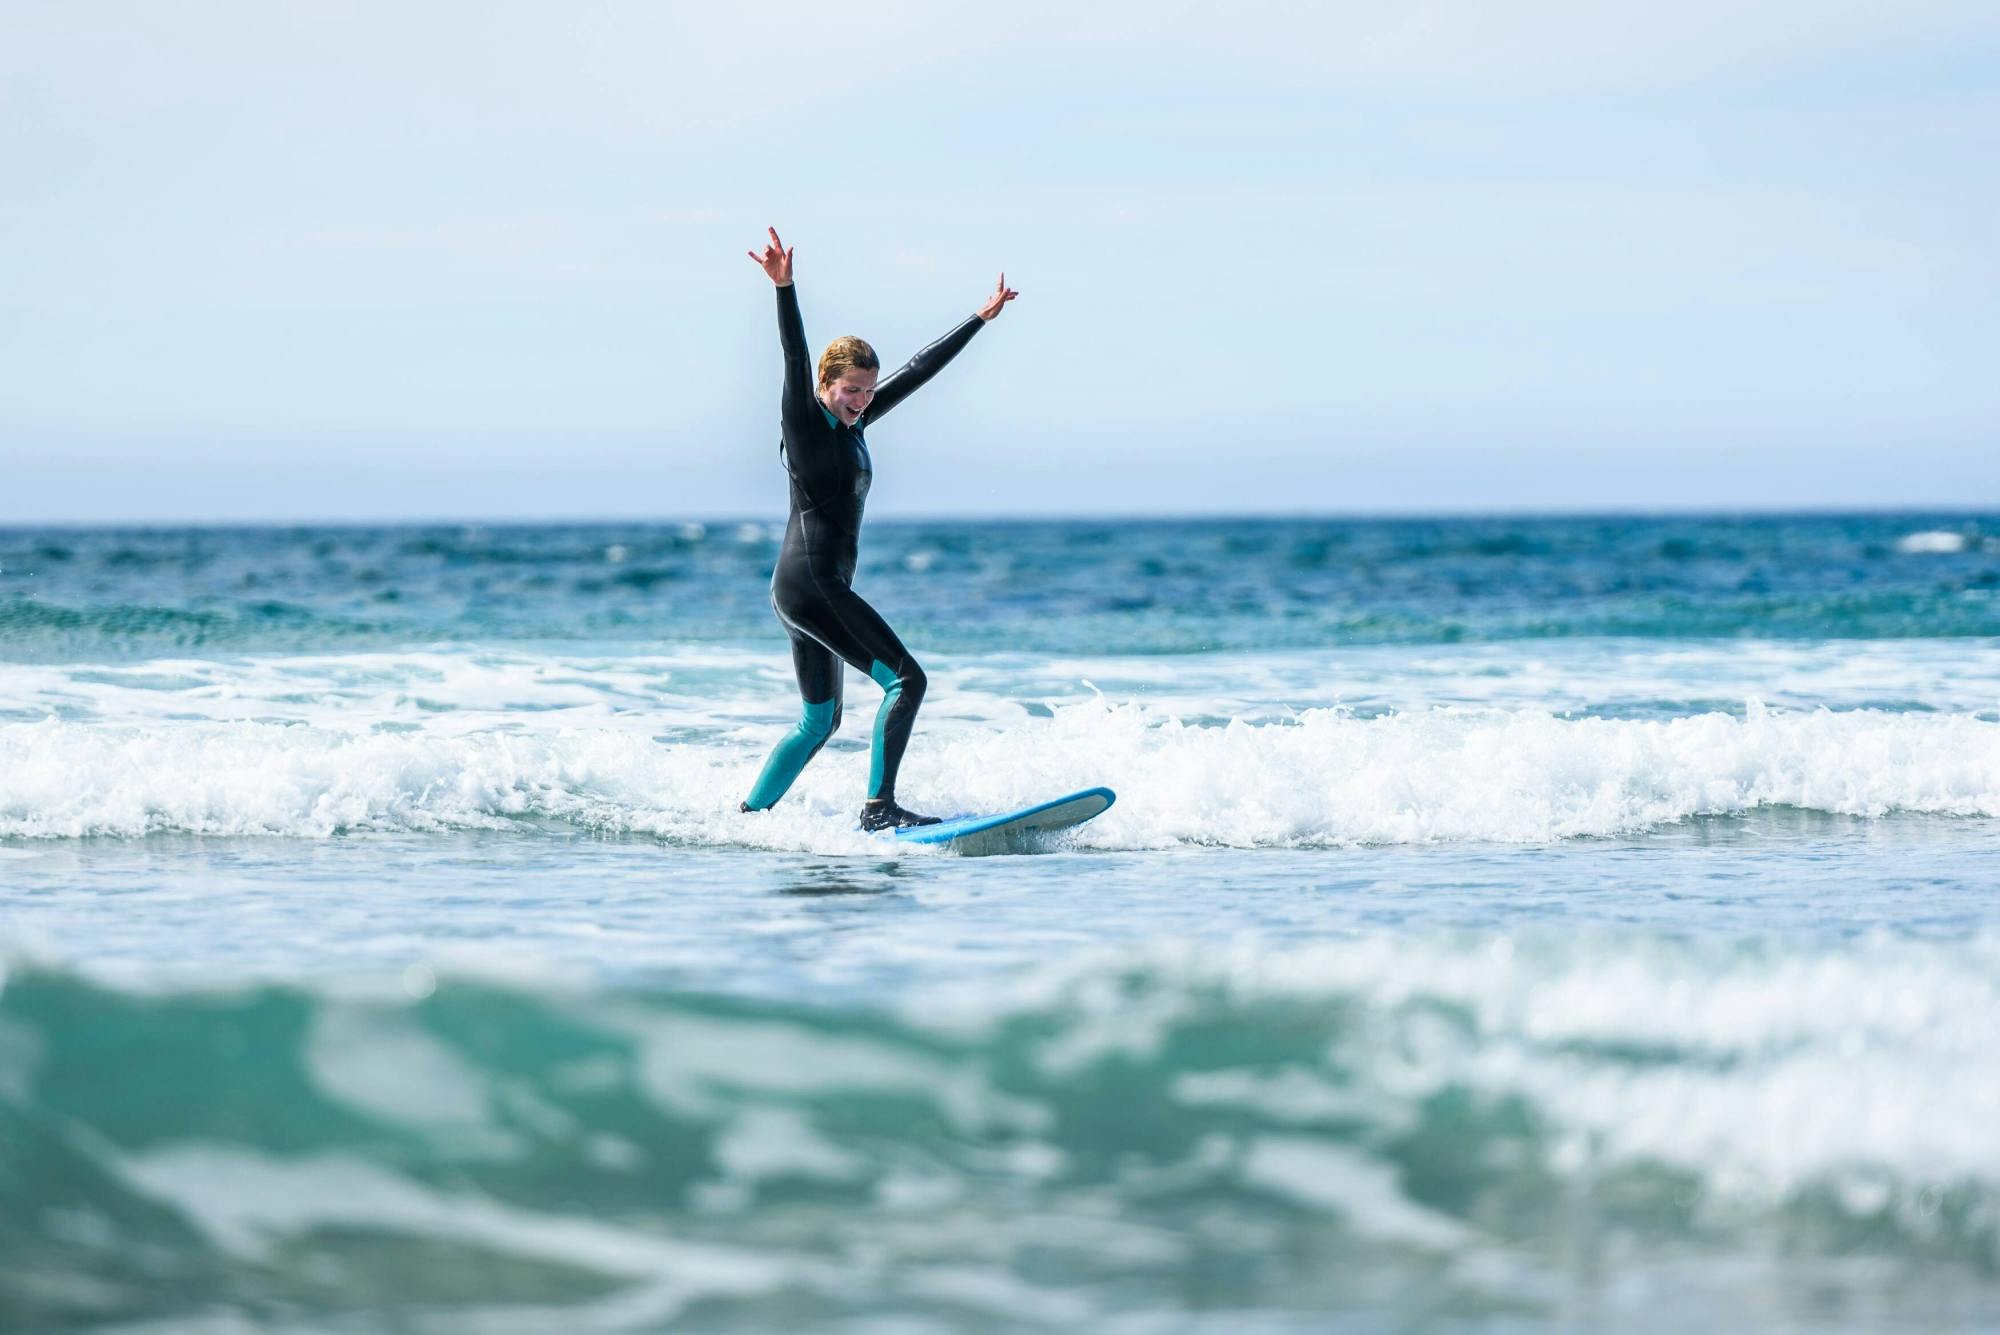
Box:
7 504 2000 531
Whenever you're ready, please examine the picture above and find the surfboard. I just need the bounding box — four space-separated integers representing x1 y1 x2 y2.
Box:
889 787 1116 856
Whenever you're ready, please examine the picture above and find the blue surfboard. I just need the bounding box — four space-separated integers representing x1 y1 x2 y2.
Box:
889 787 1116 856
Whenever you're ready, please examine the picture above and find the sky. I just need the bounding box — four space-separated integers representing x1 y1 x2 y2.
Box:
3 0 1997 522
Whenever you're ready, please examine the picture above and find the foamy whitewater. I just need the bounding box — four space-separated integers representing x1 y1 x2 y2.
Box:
4 516 2000 1331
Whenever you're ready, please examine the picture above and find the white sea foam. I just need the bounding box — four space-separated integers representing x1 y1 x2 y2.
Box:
1896 529 1969 554
956 697 2000 846
8 640 1999 732
2 696 1995 845
986 931 2000 1201
3 644 1996 845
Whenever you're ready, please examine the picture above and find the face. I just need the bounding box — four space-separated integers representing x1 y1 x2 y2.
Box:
819 367 878 426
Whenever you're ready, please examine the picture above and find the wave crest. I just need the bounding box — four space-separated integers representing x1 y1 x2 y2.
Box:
3 702 1997 844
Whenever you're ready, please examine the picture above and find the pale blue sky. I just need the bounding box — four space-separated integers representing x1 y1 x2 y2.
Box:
4 0 1997 521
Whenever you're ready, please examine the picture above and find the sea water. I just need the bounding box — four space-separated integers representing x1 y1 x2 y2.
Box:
3 515 1999 1332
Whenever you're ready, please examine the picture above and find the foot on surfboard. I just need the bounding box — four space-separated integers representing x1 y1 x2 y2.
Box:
859 800 942 832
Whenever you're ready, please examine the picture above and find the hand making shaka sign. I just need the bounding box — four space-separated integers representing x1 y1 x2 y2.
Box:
748 227 794 286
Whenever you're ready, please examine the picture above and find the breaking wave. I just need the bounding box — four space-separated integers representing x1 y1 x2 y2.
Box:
2 700 1996 846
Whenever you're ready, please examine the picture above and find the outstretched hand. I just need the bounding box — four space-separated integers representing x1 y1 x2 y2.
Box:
977 272 1018 322
748 227 794 286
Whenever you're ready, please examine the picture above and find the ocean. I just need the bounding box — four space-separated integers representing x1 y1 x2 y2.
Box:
3 514 1999 1332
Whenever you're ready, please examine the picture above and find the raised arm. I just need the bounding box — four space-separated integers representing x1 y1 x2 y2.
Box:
866 272 1019 425
749 227 816 424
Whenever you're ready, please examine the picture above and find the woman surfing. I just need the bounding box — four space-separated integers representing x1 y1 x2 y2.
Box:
741 227 1017 830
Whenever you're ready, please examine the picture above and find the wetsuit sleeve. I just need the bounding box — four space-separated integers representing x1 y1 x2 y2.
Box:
862 314 983 425
775 283 820 435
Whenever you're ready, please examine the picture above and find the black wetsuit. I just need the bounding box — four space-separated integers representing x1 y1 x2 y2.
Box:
742 282 982 813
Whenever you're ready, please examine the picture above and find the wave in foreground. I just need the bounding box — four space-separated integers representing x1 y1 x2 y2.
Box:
3 935 1997 1330
3 702 1997 845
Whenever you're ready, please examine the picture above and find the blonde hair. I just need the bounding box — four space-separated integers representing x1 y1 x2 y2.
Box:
818 336 879 388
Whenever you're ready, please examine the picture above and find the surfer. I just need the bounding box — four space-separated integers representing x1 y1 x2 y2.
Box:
741 227 1017 830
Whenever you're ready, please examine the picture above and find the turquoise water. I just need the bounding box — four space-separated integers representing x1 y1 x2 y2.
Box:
4 515 2000 1331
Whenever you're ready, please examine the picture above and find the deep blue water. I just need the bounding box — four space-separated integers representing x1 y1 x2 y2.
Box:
5 513 1999 661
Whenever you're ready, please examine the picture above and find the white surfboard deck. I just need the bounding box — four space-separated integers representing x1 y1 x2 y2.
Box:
887 787 1115 856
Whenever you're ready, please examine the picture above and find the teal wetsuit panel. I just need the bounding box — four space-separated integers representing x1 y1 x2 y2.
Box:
867 659 902 800
744 695 840 811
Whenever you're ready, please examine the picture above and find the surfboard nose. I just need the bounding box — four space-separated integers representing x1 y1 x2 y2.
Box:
887 787 1116 856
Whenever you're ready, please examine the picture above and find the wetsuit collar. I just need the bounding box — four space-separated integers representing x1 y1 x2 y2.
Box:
818 399 859 432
